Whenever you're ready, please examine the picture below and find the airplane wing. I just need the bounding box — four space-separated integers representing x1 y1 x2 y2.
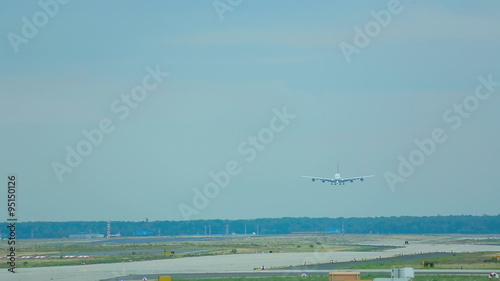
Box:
340 175 375 182
301 176 334 183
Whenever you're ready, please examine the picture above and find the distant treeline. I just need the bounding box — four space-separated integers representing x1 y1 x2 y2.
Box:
1 215 499 239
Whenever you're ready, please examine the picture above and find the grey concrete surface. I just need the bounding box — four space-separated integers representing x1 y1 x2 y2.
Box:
1 241 499 281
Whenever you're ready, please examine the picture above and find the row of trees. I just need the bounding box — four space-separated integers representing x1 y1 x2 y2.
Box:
1 215 498 239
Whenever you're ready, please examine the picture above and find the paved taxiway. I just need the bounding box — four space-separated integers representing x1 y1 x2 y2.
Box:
2 242 499 281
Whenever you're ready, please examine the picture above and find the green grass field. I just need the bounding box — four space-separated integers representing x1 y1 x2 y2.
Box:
333 252 500 270
0 235 401 268
1 234 498 269
172 275 494 281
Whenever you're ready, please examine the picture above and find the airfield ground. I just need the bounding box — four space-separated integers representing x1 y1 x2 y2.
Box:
0 234 499 281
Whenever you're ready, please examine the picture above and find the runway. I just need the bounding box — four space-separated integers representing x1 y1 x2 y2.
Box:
1 241 499 281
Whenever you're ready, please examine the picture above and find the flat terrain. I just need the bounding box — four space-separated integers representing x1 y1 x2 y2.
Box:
0 234 499 281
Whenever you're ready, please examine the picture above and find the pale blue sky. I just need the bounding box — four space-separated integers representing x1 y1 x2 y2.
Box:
1 0 499 221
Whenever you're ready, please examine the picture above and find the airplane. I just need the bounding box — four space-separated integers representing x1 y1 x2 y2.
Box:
302 164 374 185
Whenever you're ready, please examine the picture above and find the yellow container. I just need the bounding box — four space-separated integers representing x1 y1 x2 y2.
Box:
329 272 361 281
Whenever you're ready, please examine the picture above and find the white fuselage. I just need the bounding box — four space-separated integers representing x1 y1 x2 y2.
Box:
333 173 342 185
